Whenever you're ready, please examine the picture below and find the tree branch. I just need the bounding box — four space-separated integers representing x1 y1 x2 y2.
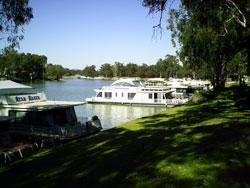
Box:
226 0 246 28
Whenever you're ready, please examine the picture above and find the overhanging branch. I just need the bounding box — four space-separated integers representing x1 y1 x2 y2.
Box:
226 0 246 28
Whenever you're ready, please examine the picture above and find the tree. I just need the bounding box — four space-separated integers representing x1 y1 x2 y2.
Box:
99 63 113 77
45 64 64 80
0 0 33 48
0 50 47 81
228 51 247 81
143 0 250 89
113 62 125 77
155 55 180 78
137 63 149 78
82 65 97 77
125 63 139 77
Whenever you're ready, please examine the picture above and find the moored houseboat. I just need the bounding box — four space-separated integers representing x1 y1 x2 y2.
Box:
86 78 176 106
86 78 211 106
0 80 102 141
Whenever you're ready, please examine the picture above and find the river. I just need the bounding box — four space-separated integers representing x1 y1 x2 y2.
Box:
29 79 165 130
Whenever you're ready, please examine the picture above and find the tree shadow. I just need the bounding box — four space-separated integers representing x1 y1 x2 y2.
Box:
0 88 250 187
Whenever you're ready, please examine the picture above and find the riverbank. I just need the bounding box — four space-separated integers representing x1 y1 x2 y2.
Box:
0 86 250 187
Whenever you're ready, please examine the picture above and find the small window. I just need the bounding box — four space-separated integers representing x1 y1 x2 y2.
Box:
97 92 102 97
121 93 124 97
128 93 136 100
104 92 112 99
115 92 117 97
149 93 152 99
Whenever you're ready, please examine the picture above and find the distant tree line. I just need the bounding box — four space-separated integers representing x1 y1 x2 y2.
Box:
0 49 84 81
82 54 246 80
0 49 246 82
82 55 189 78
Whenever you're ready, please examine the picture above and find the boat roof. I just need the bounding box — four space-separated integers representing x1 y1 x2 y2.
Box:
146 78 166 82
0 80 35 95
111 78 142 87
1 100 86 111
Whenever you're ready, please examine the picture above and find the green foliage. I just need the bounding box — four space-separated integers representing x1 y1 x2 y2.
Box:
45 64 65 80
168 5 239 89
155 55 182 78
112 62 126 77
126 63 139 77
143 0 250 89
99 63 113 77
228 51 248 81
80 55 189 79
0 0 33 48
0 50 47 81
82 65 97 77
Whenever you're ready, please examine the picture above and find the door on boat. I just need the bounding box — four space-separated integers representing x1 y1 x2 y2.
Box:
154 93 160 103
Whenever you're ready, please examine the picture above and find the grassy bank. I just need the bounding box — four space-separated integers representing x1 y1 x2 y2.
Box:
0 87 250 188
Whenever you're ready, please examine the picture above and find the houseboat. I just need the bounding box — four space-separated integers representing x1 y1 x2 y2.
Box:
86 78 211 106
86 78 188 106
0 80 102 140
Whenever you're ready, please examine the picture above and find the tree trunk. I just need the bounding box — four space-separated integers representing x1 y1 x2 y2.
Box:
247 48 250 75
213 59 227 90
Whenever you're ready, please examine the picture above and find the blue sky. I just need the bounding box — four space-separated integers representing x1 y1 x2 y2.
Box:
18 0 178 69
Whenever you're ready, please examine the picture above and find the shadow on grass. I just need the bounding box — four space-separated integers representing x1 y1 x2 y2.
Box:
0 87 250 188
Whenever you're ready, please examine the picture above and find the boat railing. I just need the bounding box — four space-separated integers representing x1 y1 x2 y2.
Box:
166 98 189 105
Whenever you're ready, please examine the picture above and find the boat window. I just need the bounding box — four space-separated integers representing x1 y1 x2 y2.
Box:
51 109 68 126
165 93 173 99
10 111 48 127
9 108 77 127
186 88 195 94
15 111 29 124
122 92 124 97
132 81 141 87
115 92 117 97
65 107 77 123
128 93 136 100
97 92 102 97
149 93 152 99
104 92 112 98
176 88 187 93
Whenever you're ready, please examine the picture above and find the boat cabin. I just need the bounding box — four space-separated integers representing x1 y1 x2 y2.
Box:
0 80 101 140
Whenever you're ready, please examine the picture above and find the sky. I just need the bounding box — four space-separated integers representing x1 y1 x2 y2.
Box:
17 0 178 69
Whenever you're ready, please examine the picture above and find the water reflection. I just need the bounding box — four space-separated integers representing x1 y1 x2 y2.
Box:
81 104 163 130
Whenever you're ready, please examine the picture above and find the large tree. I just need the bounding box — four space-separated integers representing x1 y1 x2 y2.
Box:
0 0 33 48
143 0 250 88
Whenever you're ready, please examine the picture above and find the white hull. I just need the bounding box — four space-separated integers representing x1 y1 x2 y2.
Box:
86 97 188 106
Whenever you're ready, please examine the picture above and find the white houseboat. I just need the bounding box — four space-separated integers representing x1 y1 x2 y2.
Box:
0 80 102 140
86 78 189 106
86 78 211 106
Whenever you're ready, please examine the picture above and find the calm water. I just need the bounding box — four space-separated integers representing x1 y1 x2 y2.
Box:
29 79 165 130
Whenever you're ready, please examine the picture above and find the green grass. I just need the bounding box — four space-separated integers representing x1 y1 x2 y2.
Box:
1 87 250 188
